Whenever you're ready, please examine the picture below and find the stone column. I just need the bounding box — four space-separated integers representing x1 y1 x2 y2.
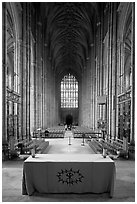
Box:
44 60 47 128
35 21 43 129
16 39 23 140
21 3 27 139
2 2 7 143
26 3 31 139
130 3 135 142
17 38 23 140
93 31 97 130
30 59 35 133
111 3 117 140
107 3 113 138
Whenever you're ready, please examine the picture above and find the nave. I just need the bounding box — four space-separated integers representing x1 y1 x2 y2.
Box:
2 2 135 202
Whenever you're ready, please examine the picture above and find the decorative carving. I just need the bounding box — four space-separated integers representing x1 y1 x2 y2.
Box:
7 88 21 103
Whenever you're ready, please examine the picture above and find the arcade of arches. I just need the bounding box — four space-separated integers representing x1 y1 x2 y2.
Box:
2 3 135 155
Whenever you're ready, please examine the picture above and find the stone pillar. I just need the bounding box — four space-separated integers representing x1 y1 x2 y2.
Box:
130 3 135 142
27 3 31 139
44 58 47 128
109 3 113 138
17 38 23 140
46 61 50 127
107 3 113 138
35 21 42 129
2 2 7 143
21 3 31 140
41 58 44 129
99 13 103 119
22 3 27 139
17 39 23 140
30 60 35 133
86 58 92 128
28 11 35 135
90 45 96 130
111 3 117 139
26 5 30 139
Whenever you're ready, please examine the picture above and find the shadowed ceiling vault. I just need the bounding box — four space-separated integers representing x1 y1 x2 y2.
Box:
37 2 100 77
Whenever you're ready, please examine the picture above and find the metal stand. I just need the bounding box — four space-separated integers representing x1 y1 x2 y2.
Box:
68 136 71 145
81 134 85 146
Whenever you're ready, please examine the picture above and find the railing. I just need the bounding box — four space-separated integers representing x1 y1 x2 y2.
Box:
48 132 64 138
73 132 102 138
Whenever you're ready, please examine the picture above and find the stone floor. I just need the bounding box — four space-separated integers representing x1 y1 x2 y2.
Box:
43 138 95 154
2 137 135 202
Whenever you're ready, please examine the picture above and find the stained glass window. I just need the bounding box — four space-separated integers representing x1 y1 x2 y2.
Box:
61 73 78 108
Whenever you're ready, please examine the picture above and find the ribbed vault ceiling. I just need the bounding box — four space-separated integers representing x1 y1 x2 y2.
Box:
39 2 100 78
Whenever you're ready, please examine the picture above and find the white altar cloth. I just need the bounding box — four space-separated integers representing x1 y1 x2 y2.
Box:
22 154 115 197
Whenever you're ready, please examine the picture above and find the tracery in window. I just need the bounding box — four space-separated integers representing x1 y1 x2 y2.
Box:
61 73 78 108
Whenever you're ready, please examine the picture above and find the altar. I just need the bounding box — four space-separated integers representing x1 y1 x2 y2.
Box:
22 154 115 197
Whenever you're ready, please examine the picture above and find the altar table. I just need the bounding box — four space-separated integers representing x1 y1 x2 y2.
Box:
22 154 115 197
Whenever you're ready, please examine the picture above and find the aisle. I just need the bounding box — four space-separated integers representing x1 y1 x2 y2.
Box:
44 138 95 154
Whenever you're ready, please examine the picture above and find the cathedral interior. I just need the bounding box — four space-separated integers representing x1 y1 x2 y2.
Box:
2 2 135 202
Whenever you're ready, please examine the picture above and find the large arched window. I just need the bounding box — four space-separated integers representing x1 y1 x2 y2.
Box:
61 73 78 108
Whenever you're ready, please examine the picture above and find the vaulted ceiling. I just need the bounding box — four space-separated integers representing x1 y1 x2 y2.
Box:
37 2 101 78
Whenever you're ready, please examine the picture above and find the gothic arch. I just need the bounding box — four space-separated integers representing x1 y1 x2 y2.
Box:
117 3 132 42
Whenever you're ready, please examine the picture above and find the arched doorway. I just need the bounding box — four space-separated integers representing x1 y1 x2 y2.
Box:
66 114 73 126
